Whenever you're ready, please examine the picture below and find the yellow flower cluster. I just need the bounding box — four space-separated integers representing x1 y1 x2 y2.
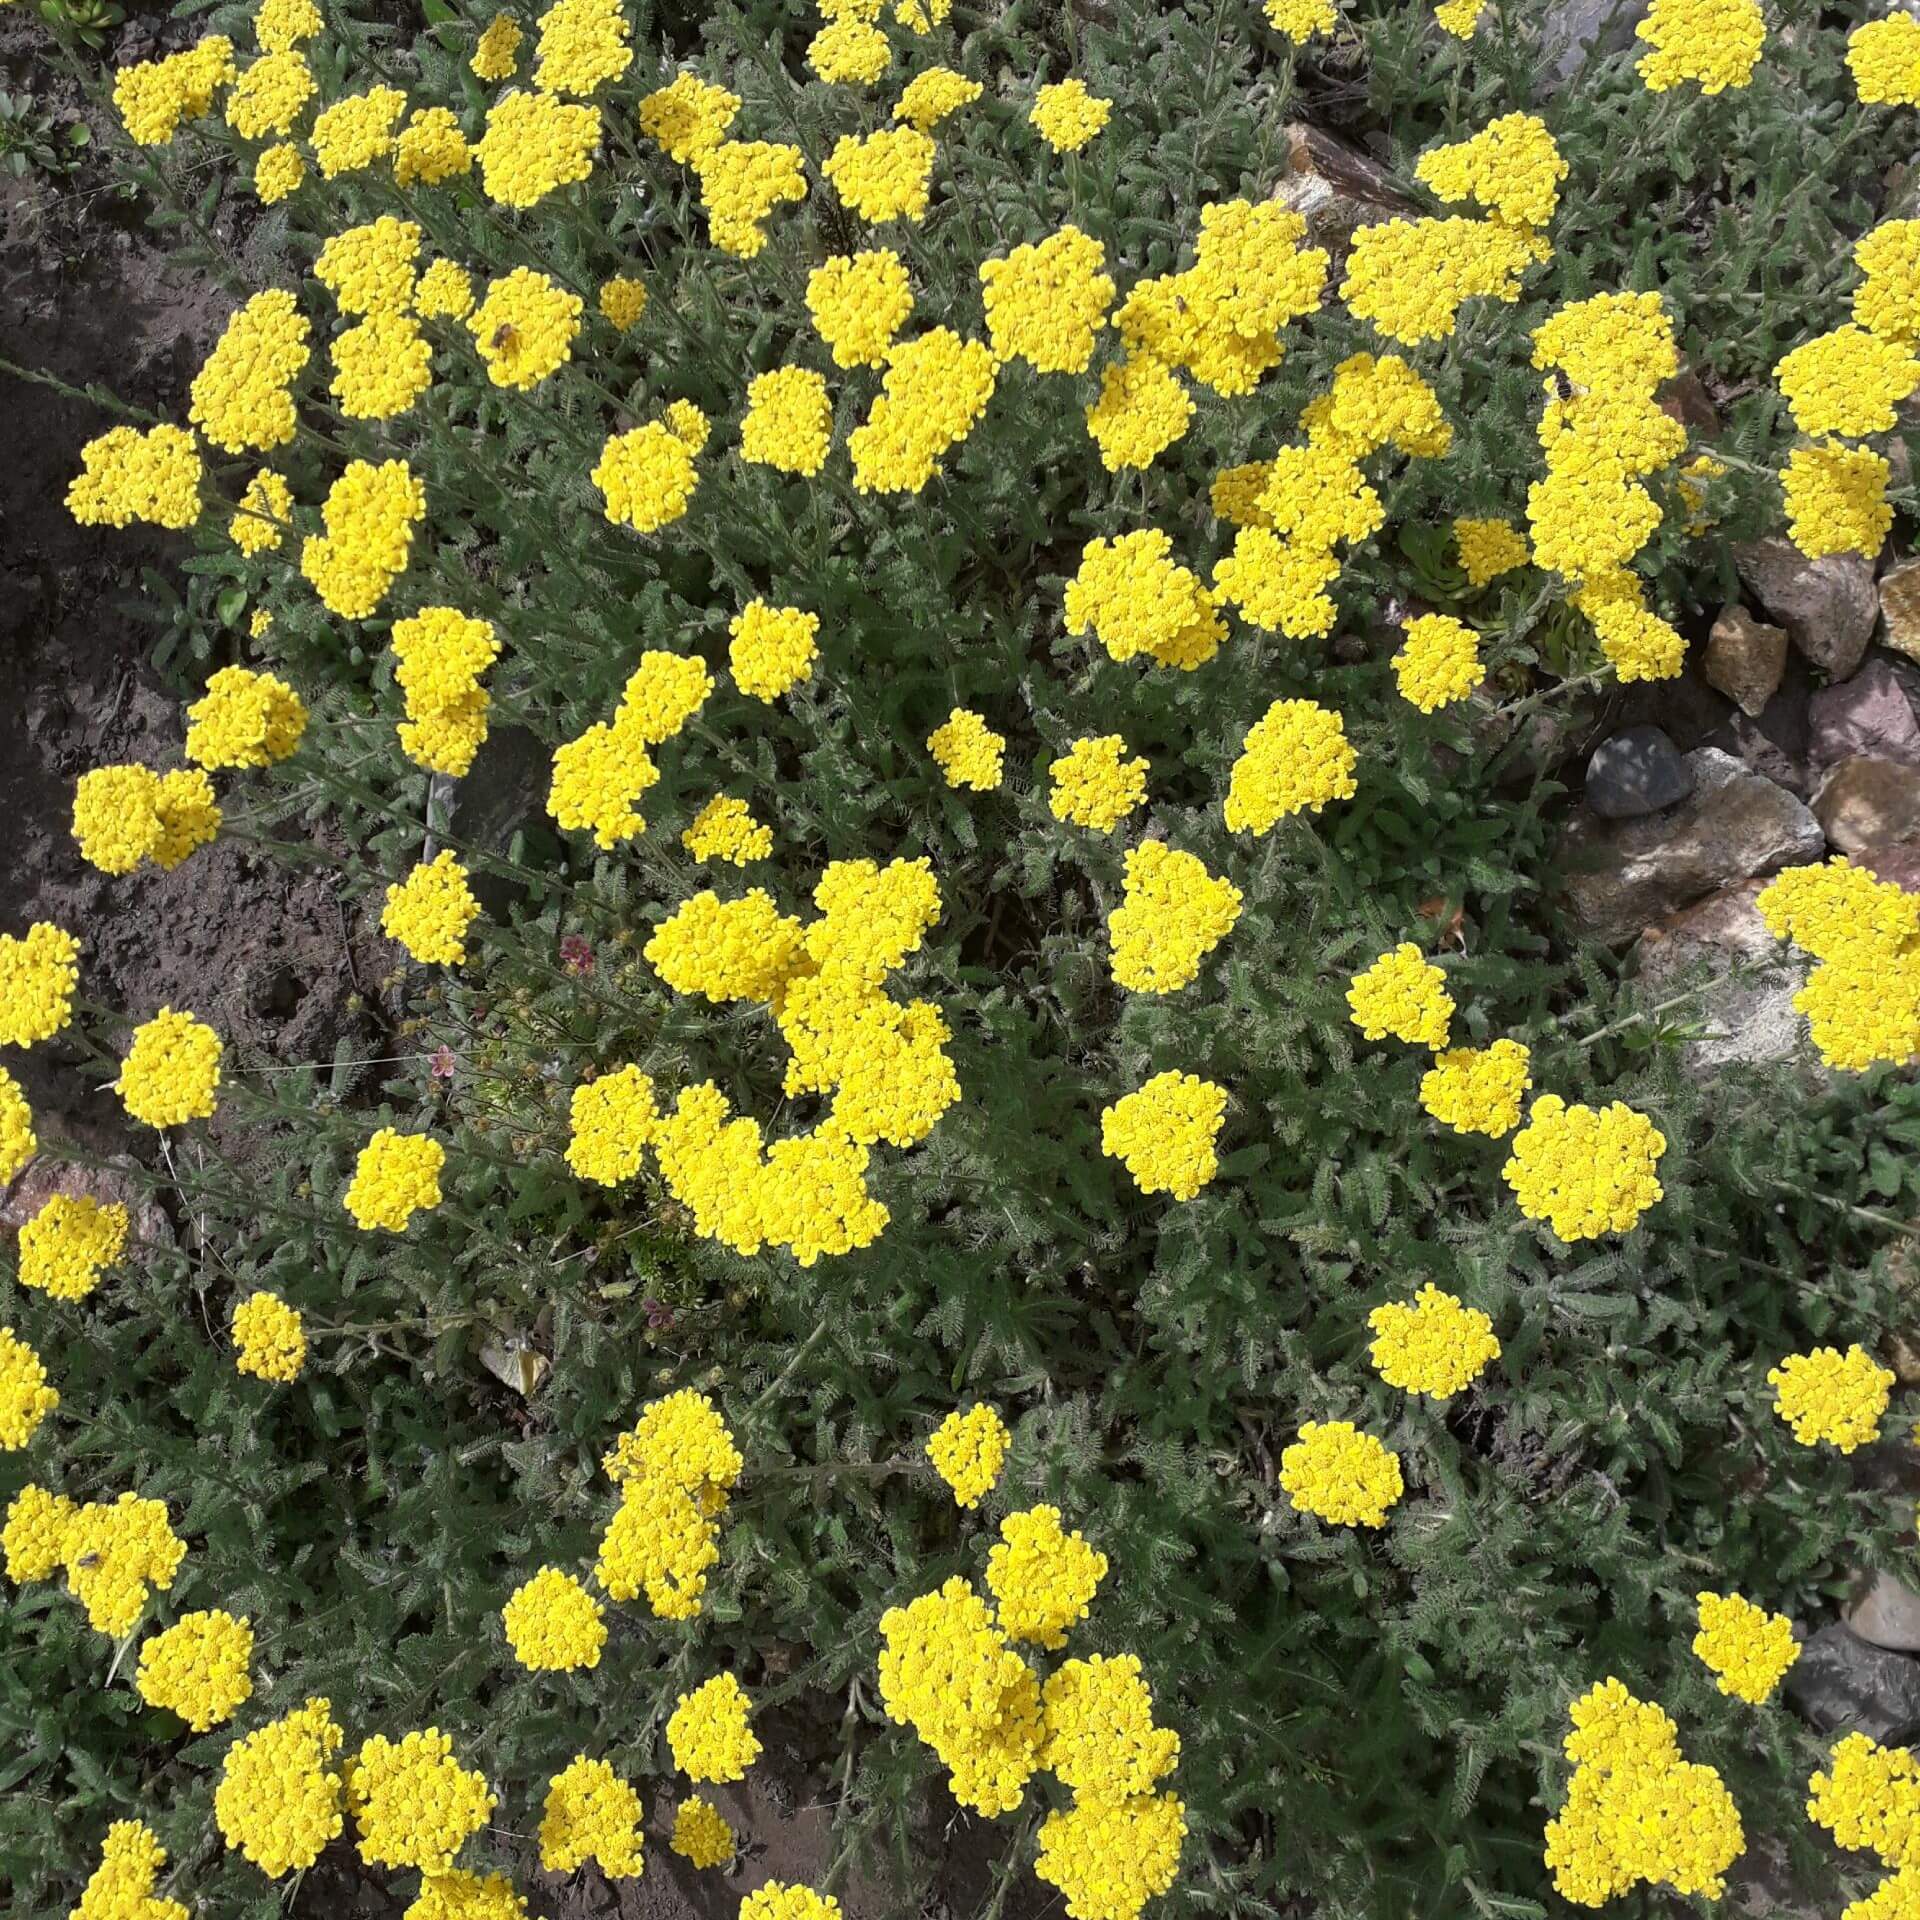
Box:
692 140 807 255
1777 324 1920 438
391 607 501 776
394 104 472 185
533 0 631 94
987 1505 1109 1649
71 1822 187 1920
473 12 524 81
1416 113 1567 227
1100 1071 1227 1202
1691 1591 1798 1703
1766 1344 1894 1452
1346 944 1454 1049
850 327 997 492
114 35 235 145
1213 353 1449 638
1394 613 1485 712
0 920 80 1046
331 310 432 420
316 217 419 314
1223 699 1357 830
474 87 599 205
254 142 305 201
382 853 482 966
981 224 1115 374
683 795 772 865
301 457 426 620
1030 77 1109 153
897 66 981 130
185 666 306 769
1064 529 1222 670
232 1289 306 1381
1809 1731 1920 1870
72 764 220 875
67 425 202 531
1782 440 1894 561
408 1873 526 1920
666 1672 762 1781
565 1064 659 1185
671 1796 736 1867
879 1575 1044 1814
1435 0 1486 34
740 1885 842 1920
21 1489 189 1635
231 467 292 556
1501 1095 1666 1241
0 1072 34 1185
725 369 827 485
1850 14 1920 105
17 1193 127 1300
928 707 1005 790
599 273 647 328
344 1128 445 1232
539 1755 643 1876
1418 1039 1532 1137
1635 0 1764 92
1085 353 1194 472
1367 1285 1501 1400
1455 515 1530 587
639 71 738 161
1279 1420 1403 1527
1265 0 1333 39
1108 842 1242 993
594 417 701 531
1050 735 1148 831
469 267 583 388
826 125 936 222
809 16 891 85
596 1389 741 1618
1342 215 1545 346
0 1326 58 1449
807 248 914 366
417 258 476 319
1544 1678 1744 1904
225 49 316 141
927 1403 1010 1507
1035 1790 1187 1920
348 1727 494 1872
1527 291 1688 677
1856 220 1920 342
1756 857 1920 1069
729 599 819 700
214 1697 346 1875
312 85 408 175
116 1007 222 1129
502 1566 606 1671
135 1608 254 1730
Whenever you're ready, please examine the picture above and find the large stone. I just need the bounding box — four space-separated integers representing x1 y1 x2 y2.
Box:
445 723 559 916
1881 556 1920 666
1705 606 1788 718
1562 746 1825 941
1814 755 1920 857
1810 657 1920 773
1585 726 1693 819
1273 124 1417 257
1736 536 1879 680
1538 0 1650 85
1848 1572 1920 1654
1634 879 1811 1073
1786 1623 1920 1744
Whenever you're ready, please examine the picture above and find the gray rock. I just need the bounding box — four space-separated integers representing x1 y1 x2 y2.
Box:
1881 556 1920 666
1705 606 1788 719
444 723 557 916
1585 725 1693 819
1272 123 1417 258
1562 746 1825 941
1810 657 1920 772
1848 1571 1920 1654
1634 879 1811 1073
1538 0 1649 85
1736 536 1879 680
1813 756 1920 857
1786 1622 1920 1744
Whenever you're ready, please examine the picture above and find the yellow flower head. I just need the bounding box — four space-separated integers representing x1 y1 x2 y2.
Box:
1108 842 1242 994
1416 112 1568 226
1346 944 1453 1049
215 1698 345 1875
1101 1071 1227 1201
472 12 523 81
1035 1791 1187 1920
1049 735 1148 831
926 1404 1010 1508
1767 1345 1895 1453
136 1608 254 1730
639 72 739 162
68 425 203 530
382 852 482 966
980 224 1115 374
502 1566 607 1671
301 458 426 620
1280 1420 1403 1527
594 422 700 531
1454 515 1529 587
185 665 307 768
807 249 914 367
71 1824 188 1920
469 267 584 388
311 85 407 176
344 1128 445 1232
1085 353 1193 471
1418 1039 1532 1137
347 1727 494 1873
1500 1095 1666 1240
566 1064 659 1185
986 1503 1108 1649
533 0 632 95
1692 1592 1799 1703
475 88 600 206
740 365 833 475
0 1070 35 1186
1223 699 1357 829
927 708 1005 791
670 1796 735 1868
1063 528 1220 669
0 921 80 1047
693 139 807 255
233 1290 307 1382
17 1193 127 1301
667 1673 762 1782
848 328 996 492
599 274 648 329
1030 77 1110 152
896 66 982 131
729 600 820 700
683 795 772 866
0 1326 58 1450
117 1007 222 1129
540 1755 643 1877
1394 613 1486 713
1367 1285 1501 1399
395 105 473 185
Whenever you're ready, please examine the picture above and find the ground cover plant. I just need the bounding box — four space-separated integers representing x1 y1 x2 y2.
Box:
7 0 1920 1914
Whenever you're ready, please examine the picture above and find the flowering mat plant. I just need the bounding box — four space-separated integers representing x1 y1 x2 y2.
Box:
7 0 1920 1914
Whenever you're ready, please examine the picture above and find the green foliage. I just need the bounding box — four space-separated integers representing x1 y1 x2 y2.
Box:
7 0 1920 1915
